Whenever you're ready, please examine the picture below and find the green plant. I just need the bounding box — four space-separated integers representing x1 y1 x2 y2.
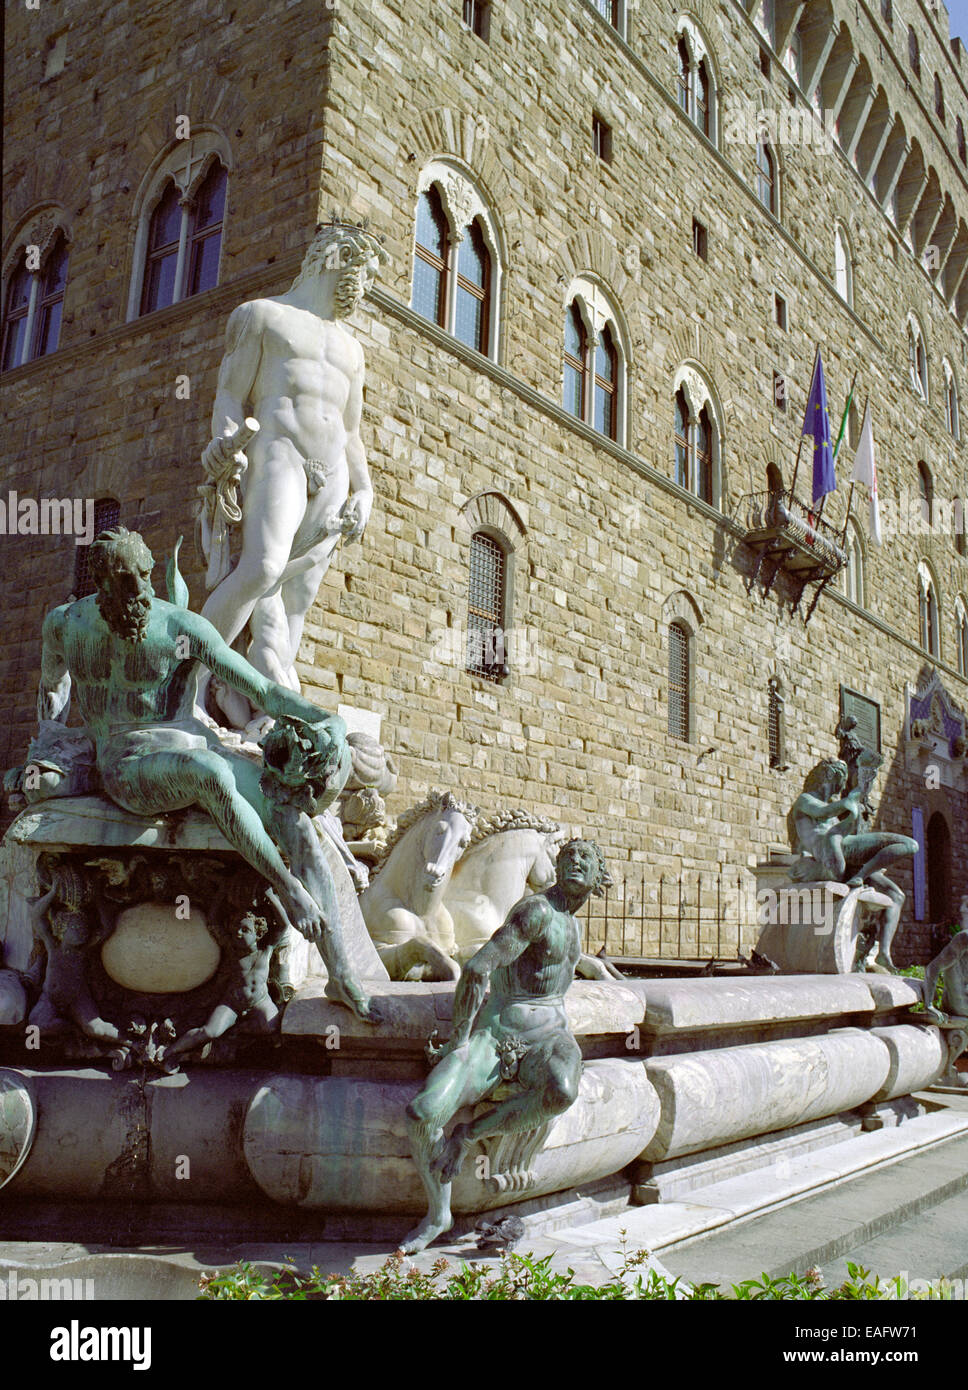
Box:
196 1252 959 1302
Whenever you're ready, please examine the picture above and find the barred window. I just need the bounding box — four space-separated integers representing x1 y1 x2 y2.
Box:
467 531 507 681
768 679 785 768
73 499 121 598
667 621 691 740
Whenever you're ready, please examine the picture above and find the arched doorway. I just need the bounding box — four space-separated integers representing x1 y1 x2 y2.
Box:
926 812 952 922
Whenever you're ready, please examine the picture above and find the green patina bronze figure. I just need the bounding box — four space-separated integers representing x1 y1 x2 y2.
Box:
36 525 377 1021
399 837 611 1255
921 896 968 1025
788 758 918 970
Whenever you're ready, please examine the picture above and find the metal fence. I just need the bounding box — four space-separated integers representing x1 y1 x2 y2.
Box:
581 866 760 963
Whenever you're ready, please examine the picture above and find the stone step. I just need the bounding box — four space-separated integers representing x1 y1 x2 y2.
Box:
651 1129 968 1290
818 1191 968 1288
508 1107 968 1287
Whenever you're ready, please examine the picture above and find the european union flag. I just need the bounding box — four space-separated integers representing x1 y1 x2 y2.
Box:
802 349 836 504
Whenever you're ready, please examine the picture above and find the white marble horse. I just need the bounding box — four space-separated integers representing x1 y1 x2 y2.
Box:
360 790 478 980
444 811 565 964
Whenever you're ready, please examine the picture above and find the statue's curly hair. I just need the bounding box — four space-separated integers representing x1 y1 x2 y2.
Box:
88 526 154 590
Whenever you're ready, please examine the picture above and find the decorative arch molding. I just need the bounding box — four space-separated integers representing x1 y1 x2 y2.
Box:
917 557 941 607
2 153 86 239
458 490 528 549
556 230 632 305
662 588 704 630
676 1 719 44
398 107 520 242
1 202 74 289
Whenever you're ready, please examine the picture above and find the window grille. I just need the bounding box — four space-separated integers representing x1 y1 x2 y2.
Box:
73 500 121 598
768 680 784 768
668 622 690 740
467 532 507 680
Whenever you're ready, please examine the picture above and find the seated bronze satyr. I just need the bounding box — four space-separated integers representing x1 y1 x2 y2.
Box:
399 838 611 1254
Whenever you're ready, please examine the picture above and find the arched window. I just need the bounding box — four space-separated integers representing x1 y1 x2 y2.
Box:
756 140 777 214
917 462 934 530
2 230 70 371
784 30 803 87
185 161 227 298
957 118 966 166
934 75 945 124
880 1 893 26
753 0 776 49
768 678 786 769
455 219 491 353
411 166 500 358
413 186 449 327
466 530 508 681
594 325 618 437
674 389 690 490
676 22 715 140
918 562 940 658
561 276 627 444
956 598 968 677
834 224 852 307
668 621 691 741
908 316 928 401
843 519 865 607
672 367 723 507
73 499 121 598
943 361 960 440
129 142 229 319
563 303 587 421
908 28 921 81
592 0 622 31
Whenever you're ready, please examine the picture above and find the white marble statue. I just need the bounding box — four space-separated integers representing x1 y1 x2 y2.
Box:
360 791 478 981
443 811 565 964
197 216 388 734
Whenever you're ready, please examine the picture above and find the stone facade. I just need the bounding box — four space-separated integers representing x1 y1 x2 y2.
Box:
2 0 966 959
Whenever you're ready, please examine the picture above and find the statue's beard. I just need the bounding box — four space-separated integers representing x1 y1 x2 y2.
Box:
98 587 152 641
334 264 367 318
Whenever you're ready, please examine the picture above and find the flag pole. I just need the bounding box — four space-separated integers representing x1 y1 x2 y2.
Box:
839 391 869 550
789 344 820 501
816 370 858 527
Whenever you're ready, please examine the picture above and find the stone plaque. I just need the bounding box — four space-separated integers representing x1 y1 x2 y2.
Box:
840 686 881 753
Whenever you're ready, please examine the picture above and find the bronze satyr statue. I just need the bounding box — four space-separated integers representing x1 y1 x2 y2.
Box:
399 838 611 1254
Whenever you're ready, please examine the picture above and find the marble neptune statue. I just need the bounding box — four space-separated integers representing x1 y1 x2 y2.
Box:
37 525 378 1021
197 216 389 732
400 838 611 1254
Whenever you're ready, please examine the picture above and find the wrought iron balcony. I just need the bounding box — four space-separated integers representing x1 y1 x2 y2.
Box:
740 488 847 589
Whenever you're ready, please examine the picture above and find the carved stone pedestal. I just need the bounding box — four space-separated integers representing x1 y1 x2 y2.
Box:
755 880 895 974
